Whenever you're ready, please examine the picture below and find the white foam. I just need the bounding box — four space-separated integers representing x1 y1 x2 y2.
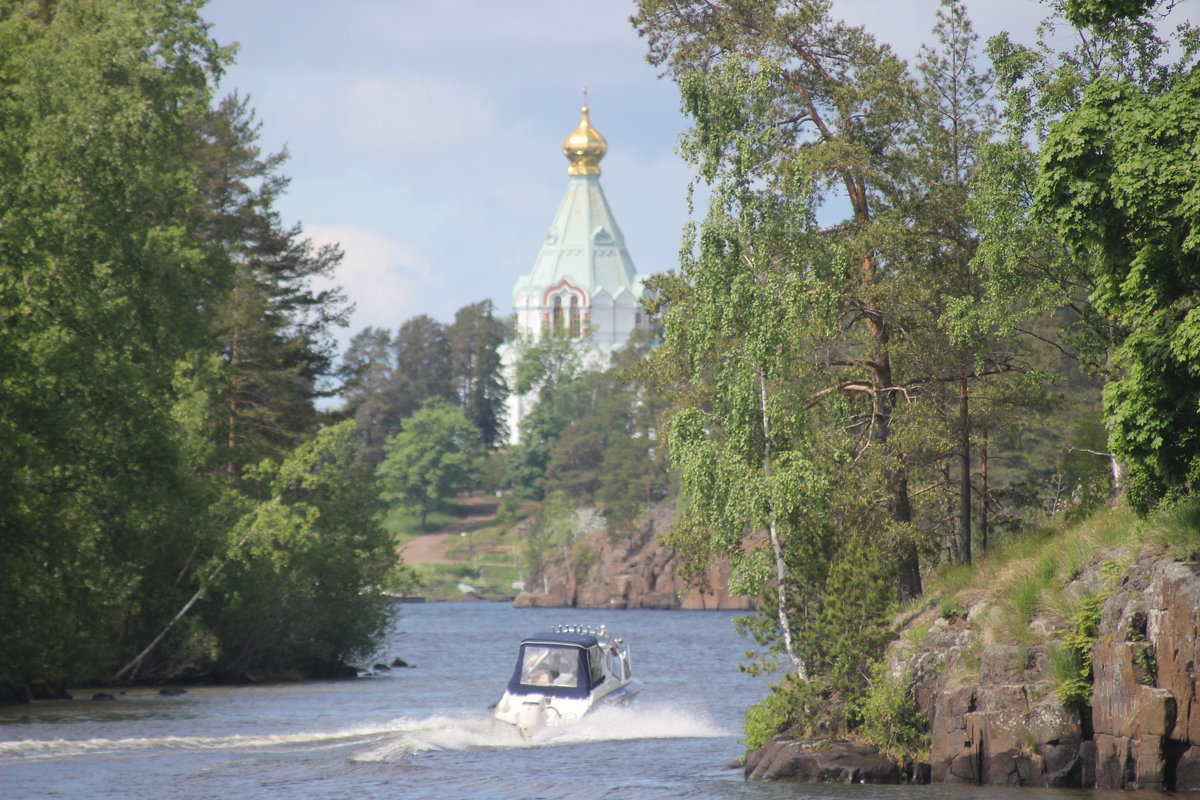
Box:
536 704 727 744
351 704 728 763
0 723 398 762
1 706 730 765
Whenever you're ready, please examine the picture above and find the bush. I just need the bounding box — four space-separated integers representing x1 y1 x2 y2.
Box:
853 660 929 762
743 674 824 751
1054 593 1104 707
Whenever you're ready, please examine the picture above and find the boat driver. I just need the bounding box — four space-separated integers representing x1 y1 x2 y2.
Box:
530 652 575 686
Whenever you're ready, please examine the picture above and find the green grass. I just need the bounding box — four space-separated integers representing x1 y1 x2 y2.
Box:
1136 496 1200 559
384 494 530 602
923 504 1137 647
383 502 468 542
411 562 523 602
441 517 519 563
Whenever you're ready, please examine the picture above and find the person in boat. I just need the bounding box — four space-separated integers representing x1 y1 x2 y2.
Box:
526 651 575 687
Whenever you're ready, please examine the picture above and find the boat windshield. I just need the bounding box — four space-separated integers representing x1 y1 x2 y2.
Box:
519 645 579 688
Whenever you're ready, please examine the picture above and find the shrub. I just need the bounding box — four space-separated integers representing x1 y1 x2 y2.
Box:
937 595 966 619
853 660 929 762
743 674 823 751
1054 593 1104 707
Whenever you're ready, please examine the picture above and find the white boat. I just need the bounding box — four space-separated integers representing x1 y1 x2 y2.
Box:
490 624 642 735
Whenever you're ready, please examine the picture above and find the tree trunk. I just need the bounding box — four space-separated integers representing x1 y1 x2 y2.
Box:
759 368 806 679
227 333 239 474
113 498 280 683
980 428 989 554
958 374 972 565
893 471 922 602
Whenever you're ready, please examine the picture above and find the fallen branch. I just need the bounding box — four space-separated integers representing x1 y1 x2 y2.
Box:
112 497 279 684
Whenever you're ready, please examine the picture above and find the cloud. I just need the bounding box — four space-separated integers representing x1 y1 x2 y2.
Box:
305 223 446 349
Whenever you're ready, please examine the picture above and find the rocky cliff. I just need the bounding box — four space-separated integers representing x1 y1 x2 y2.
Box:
748 543 1200 790
513 501 754 611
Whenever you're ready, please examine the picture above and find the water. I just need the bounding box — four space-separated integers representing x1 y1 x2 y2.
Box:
0 603 1100 800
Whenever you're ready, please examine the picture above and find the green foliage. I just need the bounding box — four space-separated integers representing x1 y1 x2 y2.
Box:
377 398 483 529
1134 495 1200 559
207 421 396 677
0 0 229 688
1033 17 1200 515
1065 0 1156 28
938 595 967 619
743 674 825 751
509 333 669 528
1054 593 1105 707
338 301 509 465
519 491 597 580
199 93 349 476
448 300 509 448
0 2 410 690
1133 647 1158 685
853 661 930 762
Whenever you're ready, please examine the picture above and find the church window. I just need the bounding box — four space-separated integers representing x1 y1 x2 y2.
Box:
552 295 564 335
569 296 581 337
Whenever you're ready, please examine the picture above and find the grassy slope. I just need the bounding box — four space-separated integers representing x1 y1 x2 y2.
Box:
918 497 1200 650
383 498 525 601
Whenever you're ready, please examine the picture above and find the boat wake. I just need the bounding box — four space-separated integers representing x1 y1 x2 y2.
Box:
0 724 398 762
351 704 727 762
0 706 726 765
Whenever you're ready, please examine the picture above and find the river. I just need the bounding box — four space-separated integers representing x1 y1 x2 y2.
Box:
1 602 1101 800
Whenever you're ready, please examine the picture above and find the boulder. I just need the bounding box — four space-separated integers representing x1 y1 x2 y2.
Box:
744 738 905 783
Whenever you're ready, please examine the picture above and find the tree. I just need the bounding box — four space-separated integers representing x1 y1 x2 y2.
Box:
1036 42 1200 512
0 0 229 689
390 314 453 420
196 94 350 477
506 335 587 498
339 326 396 464
202 420 395 677
377 398 483 528
447 300 509 448
976 0 1198 512
635 0 926 599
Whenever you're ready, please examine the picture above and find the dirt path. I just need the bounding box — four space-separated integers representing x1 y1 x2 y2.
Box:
399 497 500 565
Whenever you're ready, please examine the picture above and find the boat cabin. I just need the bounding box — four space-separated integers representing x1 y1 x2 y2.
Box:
505 631 624 700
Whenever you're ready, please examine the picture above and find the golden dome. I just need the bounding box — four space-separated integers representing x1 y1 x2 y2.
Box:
562 103 606 175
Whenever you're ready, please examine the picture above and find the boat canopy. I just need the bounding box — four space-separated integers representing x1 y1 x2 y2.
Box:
505 632 606 699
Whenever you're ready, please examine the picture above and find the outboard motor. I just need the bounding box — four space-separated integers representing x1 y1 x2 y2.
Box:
517 697 548 732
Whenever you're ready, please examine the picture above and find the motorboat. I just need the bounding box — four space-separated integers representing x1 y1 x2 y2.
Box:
490 624 642 736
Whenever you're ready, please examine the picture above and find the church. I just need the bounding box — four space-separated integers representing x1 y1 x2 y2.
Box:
503 99 651 443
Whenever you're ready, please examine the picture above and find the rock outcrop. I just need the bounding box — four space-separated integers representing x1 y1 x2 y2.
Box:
513 502 754 611
744 739 906 783
747 544 1200 790
909 546 1200 789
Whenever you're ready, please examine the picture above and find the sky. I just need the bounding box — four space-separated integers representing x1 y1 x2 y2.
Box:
199 0 1184 360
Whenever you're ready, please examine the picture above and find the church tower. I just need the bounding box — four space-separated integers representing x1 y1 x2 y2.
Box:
504 99 649 443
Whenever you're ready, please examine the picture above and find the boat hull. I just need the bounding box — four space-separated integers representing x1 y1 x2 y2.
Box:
491 679 643 735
